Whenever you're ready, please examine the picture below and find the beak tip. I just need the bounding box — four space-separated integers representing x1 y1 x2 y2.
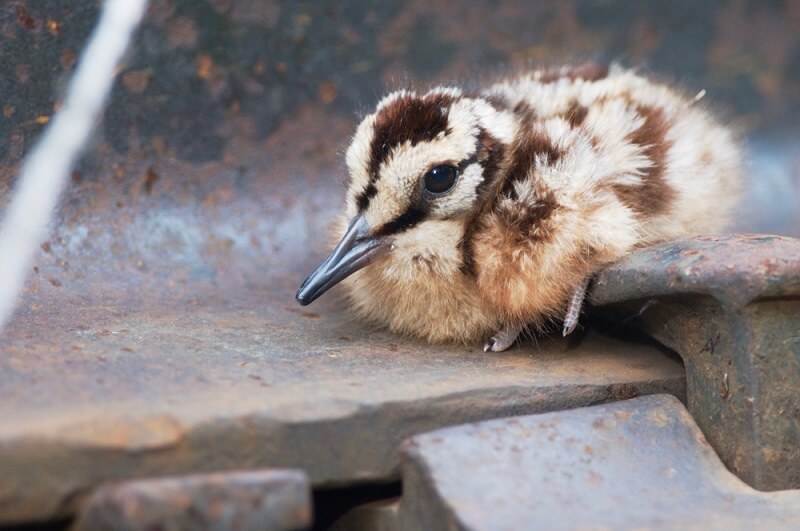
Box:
294 214 382 307
295 286 312 306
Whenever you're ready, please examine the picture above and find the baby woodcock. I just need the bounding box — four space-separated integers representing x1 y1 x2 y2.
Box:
297 64 741 352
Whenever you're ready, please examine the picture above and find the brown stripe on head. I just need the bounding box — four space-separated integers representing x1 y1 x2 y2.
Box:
356 92 457 211
538 63 609 84
612 105 675 216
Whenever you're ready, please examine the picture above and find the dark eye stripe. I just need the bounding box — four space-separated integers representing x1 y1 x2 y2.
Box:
374 205 428 237
356 183 377 211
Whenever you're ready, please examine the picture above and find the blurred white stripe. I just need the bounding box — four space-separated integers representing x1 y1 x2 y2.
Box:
0 0 150 331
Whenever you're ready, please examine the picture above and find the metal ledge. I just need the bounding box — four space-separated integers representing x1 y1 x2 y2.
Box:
335 395 800 530
593 234 800 490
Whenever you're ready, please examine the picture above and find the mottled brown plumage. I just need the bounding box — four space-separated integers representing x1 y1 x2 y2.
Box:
297 64 742 351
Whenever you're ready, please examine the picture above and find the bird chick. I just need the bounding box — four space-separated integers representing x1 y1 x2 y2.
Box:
296 64 741 352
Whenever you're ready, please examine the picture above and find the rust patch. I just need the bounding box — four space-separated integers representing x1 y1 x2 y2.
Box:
167 16 199 49
196 53 213 80
46 19 61 36
318 82 338 105
61 415 185 451
122 70 152 94
15 5 38 31
60 48 77 70
144 167 160 194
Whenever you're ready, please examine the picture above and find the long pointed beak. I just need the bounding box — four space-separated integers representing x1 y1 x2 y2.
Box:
296 214 389 306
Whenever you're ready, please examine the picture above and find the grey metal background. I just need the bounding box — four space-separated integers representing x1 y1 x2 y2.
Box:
2 1 798 236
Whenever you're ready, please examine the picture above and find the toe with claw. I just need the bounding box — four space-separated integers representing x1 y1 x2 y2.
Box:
484 323 523 353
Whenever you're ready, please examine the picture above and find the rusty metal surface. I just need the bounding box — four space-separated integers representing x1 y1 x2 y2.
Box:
392 395 800 531
0 320 684 525
0 2 798 233
0 0 798 527
71 469 311 531
592 234 800 491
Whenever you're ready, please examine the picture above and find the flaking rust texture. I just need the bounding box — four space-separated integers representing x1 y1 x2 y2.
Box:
0 0 798 526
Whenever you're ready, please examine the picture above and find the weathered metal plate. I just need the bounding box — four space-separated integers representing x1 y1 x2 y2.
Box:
592 235 800 490
392 395 800 531
71 469 311 531
0 300 683 525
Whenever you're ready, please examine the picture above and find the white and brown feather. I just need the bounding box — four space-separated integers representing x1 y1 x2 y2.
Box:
335 64 741 345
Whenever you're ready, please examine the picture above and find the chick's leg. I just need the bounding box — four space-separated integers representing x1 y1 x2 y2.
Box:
563 276 591 337
484 323 523 353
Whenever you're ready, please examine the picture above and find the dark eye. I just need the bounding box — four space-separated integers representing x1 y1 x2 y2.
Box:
423 165 458 195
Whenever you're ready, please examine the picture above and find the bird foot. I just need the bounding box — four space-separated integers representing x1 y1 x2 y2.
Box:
563 276 592 337
484 324 523 353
